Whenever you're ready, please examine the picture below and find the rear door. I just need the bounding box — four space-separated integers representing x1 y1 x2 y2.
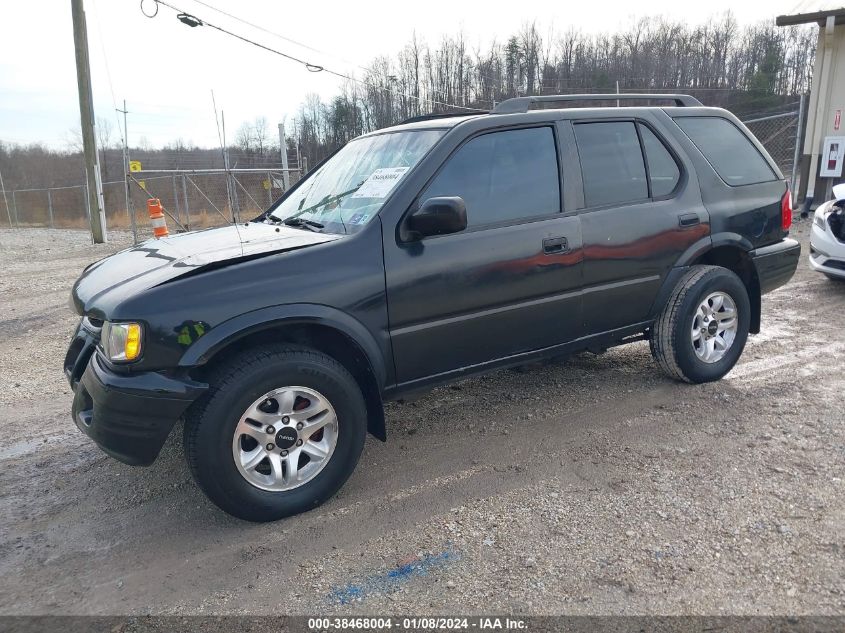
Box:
572 115 709 335
383 124 583 385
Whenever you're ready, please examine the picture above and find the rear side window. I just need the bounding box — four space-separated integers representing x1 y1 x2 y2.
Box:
423 127 560 227
674 116 776 186
640 126 680 197
574 122 648 207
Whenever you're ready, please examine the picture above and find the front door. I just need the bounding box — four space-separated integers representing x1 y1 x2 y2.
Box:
384 125 584 385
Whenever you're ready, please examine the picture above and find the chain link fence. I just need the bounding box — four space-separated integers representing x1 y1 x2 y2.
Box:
740 108 802 191
125 169 302 242
0 168 301 243
2 184 91 230
1 104 803 242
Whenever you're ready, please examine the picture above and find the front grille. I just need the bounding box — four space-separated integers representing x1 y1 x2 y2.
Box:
82 316 103 335
66 319 101 387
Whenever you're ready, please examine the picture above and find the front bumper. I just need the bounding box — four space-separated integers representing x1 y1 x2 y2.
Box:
749 237 801 294
809 223 845 279
66 324 207 466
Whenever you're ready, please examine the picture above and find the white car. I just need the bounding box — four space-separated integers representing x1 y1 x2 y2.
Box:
810 183 845 281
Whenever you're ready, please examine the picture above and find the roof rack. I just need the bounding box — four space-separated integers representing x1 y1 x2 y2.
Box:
491 93 702 114
400 110 488 125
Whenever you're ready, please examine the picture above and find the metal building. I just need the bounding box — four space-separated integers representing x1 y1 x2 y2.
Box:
777 5 845 210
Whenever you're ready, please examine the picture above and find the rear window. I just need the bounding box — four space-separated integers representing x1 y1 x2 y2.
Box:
640 126 681 197
674 116 776 186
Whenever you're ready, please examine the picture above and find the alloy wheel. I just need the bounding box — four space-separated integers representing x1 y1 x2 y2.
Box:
232 386 338 491
691 291 738 364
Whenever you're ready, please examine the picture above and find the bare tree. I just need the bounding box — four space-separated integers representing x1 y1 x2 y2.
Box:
4 13 817 196
235 122 255 155
286 13 815 168
96 117 114 150
252 117 270 155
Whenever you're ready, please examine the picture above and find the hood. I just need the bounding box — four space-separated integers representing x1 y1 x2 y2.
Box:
72 222 341 316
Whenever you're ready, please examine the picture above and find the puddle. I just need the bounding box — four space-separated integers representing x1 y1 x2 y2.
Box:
0 435 73 461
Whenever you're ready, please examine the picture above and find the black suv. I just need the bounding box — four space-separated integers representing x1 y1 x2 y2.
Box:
65 94 800 521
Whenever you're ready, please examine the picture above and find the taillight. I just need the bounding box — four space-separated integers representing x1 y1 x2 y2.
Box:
781 188 792 231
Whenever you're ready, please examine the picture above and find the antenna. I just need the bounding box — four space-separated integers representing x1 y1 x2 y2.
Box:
211 90 237 224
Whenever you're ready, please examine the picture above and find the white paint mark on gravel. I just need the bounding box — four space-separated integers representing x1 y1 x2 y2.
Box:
727 341 845 382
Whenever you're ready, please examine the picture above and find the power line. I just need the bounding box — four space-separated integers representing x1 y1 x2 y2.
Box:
144 0 481 112
183 1 493 107
90 0 126 147
187 0 370 74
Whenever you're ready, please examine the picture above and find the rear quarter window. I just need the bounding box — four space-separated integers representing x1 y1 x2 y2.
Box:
674 116 776 186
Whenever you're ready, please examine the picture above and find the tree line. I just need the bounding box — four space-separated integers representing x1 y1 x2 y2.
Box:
0 13 816 193
290 14 815 164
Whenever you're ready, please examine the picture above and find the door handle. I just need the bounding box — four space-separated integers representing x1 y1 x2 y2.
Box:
543 236 569 254
678 213 700 228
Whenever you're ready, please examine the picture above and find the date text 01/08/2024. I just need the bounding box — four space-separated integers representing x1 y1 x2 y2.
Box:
306 617 527 630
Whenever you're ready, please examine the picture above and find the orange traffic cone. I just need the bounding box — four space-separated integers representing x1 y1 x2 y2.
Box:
147 198 169 239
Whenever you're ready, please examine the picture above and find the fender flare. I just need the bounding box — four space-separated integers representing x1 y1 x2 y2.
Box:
674 232 755 267
654 232 762 332
709 232 755 252
177 303 388 390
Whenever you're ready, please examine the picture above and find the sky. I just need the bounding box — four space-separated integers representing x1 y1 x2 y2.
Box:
0 0 815 150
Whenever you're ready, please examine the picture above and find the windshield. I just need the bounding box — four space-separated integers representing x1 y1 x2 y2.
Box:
268 129 445 233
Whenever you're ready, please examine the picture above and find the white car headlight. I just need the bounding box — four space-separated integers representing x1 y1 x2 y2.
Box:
813 200 834 231
101 321 143 362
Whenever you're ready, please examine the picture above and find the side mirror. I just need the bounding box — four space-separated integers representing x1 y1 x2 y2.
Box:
407 196 467 239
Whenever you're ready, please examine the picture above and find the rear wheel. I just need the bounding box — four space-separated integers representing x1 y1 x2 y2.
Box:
650 265 750 383
184 345 367 522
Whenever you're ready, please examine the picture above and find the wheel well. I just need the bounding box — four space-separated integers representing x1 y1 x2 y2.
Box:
192 323 386 441
692 246 761 333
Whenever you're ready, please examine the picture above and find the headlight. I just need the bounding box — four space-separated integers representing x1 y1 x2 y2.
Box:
102 322 143 362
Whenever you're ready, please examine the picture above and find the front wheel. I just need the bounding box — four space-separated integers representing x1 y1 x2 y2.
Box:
650 265 751 384
184 345 367 522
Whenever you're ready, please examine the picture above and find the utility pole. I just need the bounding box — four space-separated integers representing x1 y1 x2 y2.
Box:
71 0 107 243
221 111 238 223
0 166 11 228
278 119 291 190
117 99 137 243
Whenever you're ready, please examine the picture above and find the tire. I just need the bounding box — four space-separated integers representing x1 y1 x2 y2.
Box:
650 265 750 384
184 344 367 522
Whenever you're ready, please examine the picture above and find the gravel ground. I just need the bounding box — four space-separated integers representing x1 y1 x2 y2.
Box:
0 223 842 616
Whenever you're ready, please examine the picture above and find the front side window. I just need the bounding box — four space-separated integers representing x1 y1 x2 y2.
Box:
422 127 560 228
575 122 648 207
269 129 444 234
674 116 776 186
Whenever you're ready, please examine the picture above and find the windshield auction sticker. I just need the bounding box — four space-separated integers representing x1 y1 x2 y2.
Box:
352 167 410 199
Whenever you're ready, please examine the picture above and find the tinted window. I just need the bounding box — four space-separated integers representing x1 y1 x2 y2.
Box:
423 127 559 227
639 125 680 197
575 122 648 207
674 116 776 186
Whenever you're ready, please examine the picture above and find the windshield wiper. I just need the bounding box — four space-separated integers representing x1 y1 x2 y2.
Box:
282 217 324 231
